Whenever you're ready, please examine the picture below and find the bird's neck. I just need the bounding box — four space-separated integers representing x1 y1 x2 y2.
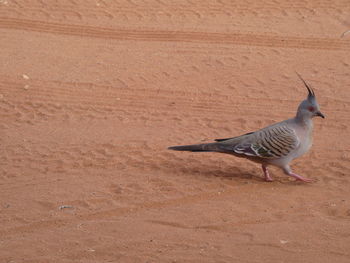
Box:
295 113 313 129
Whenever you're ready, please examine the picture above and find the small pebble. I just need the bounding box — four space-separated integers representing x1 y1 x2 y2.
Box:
22 74 30 80
341 30 350 38
59 205 74 210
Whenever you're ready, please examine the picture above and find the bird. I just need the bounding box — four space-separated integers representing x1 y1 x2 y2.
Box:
168 74 325 182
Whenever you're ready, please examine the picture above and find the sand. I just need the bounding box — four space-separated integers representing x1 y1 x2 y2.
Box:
1 0 350 262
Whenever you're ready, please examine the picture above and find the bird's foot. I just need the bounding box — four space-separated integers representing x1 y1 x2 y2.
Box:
265 177 274 182
289 173 314 183
262 165 273 182
264 173 274 182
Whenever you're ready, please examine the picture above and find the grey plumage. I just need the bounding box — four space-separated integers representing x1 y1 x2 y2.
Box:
168 74 325 182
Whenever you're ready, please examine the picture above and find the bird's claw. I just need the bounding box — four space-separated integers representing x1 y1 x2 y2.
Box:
264 177 274 182
295 177 314 183
290 173 314 183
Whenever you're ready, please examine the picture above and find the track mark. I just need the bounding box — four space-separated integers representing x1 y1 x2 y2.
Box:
0 18 349 50
0 187 239 237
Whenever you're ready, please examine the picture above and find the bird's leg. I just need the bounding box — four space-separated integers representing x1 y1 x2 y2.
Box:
283 166 313 183
262 164 273 182
288 173 314 183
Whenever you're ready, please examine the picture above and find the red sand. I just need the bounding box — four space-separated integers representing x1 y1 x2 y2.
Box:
1 1 350 262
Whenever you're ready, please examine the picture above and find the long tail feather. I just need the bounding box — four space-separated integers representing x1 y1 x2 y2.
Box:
168 143 215 152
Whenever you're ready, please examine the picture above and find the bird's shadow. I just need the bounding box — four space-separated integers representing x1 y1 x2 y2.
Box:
161 156 305 185
161 157 265 183
186 166 261 181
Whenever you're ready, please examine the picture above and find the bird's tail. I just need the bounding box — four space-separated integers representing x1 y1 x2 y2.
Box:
168 143 219 152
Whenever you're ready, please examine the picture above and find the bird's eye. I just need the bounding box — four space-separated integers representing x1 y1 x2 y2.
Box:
308 106 315 112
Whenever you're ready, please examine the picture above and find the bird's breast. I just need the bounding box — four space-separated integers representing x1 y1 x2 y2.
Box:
293 125 313 159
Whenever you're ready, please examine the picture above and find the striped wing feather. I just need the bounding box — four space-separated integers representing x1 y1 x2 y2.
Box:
233 126 299 159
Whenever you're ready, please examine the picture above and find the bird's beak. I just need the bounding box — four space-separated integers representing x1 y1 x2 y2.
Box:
315 111 325 118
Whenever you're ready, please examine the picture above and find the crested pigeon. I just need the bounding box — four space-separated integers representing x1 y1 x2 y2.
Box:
168 74 325 182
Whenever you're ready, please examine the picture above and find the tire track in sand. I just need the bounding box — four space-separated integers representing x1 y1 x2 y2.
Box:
0 18 349 51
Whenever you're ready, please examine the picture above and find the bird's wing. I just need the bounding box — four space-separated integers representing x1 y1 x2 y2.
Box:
218 125 300 159
215 132 254 142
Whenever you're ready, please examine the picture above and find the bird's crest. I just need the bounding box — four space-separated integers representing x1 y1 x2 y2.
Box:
295 72 315 101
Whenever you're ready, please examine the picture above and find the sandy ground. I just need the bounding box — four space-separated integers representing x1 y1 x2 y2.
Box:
1 0 350 262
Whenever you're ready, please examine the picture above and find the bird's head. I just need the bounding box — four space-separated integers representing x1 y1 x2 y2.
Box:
296 73 325 120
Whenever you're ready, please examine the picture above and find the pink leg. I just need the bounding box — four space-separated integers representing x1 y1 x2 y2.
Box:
289 173 314 183
262 165 273 182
